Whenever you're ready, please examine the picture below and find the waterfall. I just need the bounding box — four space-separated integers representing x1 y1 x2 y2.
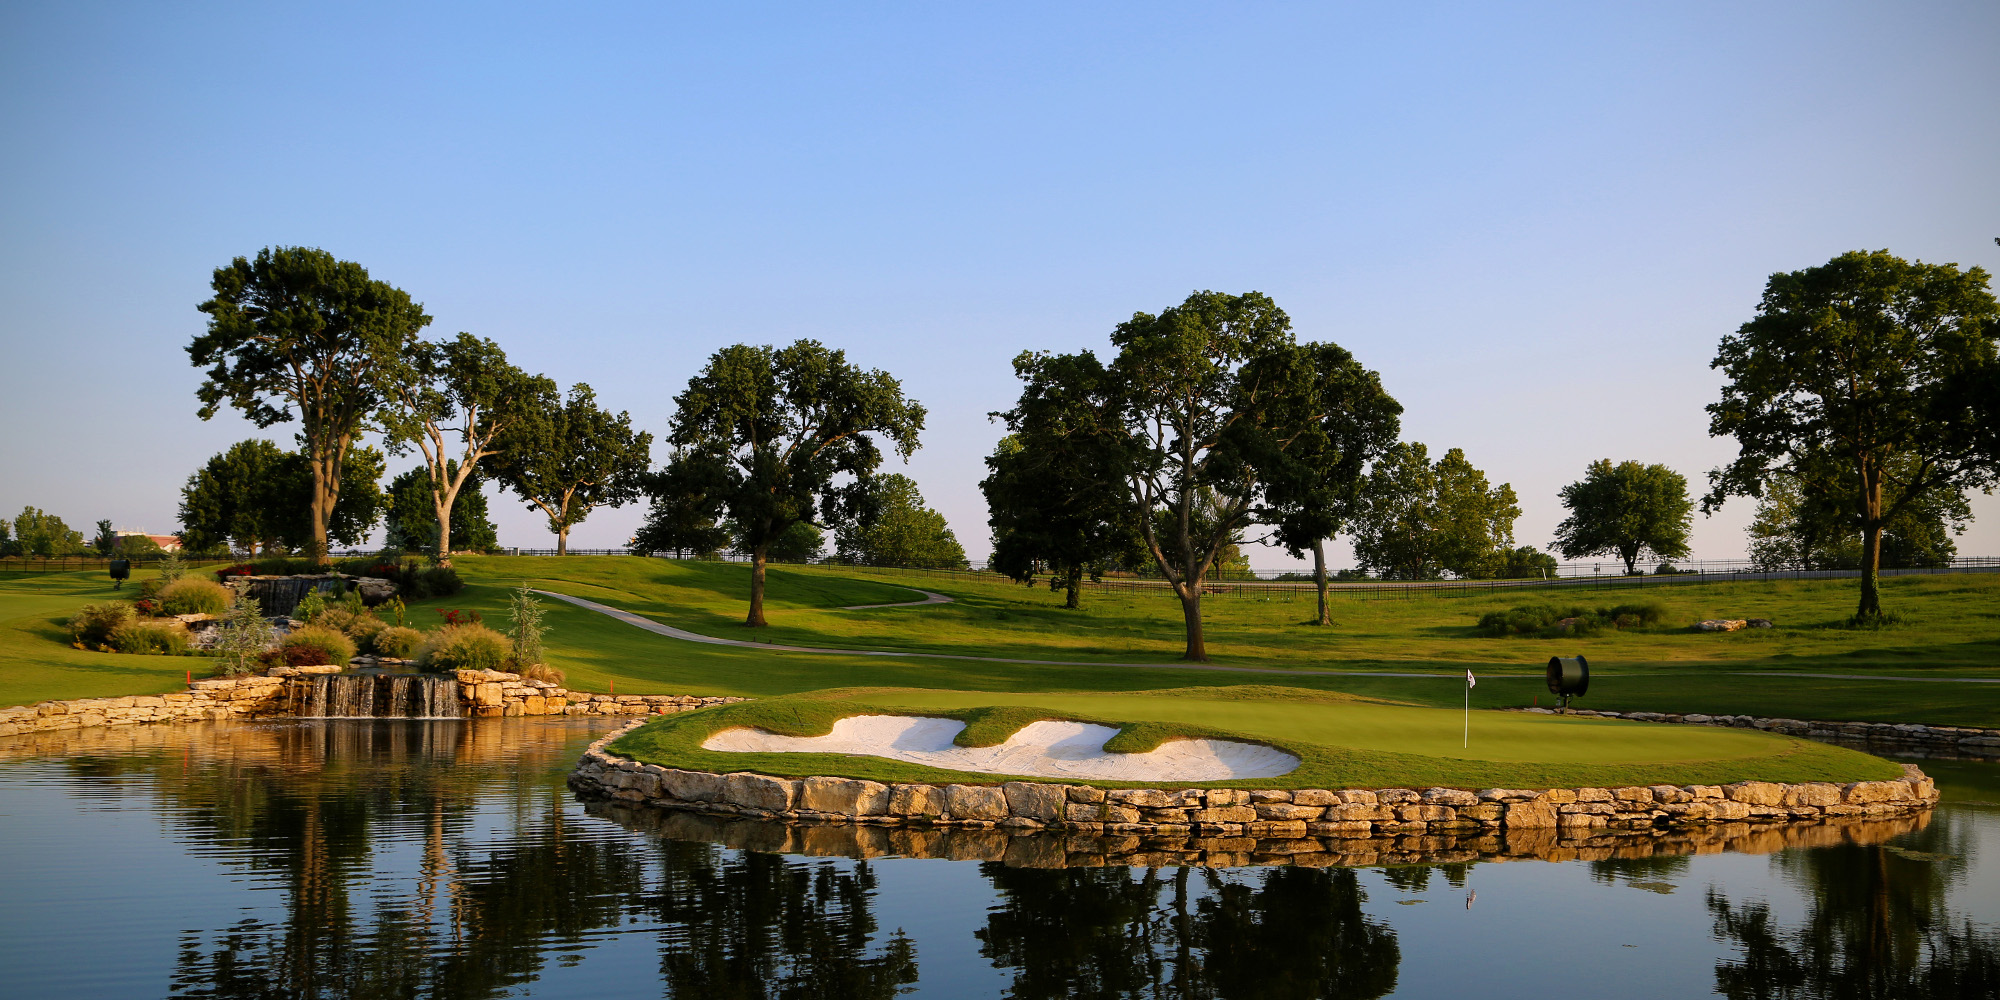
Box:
297 674 465 719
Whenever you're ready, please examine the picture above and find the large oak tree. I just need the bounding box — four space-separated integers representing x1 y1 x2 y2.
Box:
489 383 651 556
1552 459 1694 575
191 247 430 564
1705 250 1999 620
652 340 924 626
1349 443 1520 580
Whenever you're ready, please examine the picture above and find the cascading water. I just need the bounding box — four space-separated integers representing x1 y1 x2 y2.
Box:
297 674 465 719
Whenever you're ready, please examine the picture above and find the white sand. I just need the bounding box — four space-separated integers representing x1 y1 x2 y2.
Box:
700 714 1300 781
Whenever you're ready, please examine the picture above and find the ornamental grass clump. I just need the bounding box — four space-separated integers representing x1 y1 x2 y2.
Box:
275 625 356 667
416 623 509 673
68 601 136 648
159 578 232 616
109 621 192 655
211 593 276 676
371 626 424 659
505 584 549 669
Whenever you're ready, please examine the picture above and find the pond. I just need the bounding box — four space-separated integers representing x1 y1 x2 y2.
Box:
0 719 1994 999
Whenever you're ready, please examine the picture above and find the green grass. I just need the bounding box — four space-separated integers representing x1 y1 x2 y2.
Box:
0 571 205 707
607 685 1905 789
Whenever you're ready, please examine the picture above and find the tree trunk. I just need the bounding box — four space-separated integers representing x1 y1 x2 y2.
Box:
556 523 570 557
309 449 336 567
432 480 454 565
1178 585 1206 661
1312 539 1331 626
1857 470 1884 620
747 544 769 627
1621 544 1640 576
1064 564 1082 610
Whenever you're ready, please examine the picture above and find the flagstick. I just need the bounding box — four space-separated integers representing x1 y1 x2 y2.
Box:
1463 680 1469 749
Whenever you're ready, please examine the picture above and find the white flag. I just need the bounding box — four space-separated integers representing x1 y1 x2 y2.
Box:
1466 670 1476 688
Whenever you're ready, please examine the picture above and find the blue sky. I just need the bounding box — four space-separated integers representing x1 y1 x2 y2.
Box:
3 2 1996 565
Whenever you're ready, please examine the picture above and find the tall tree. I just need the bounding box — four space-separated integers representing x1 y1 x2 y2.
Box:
1349 443 1521 580
1259 341 1403 625
1098 291 1345 660
654 340 924 626
632 455 734 558
381 333 555 561
178 440 385 555
10 507 84 557
383 463 499 555
489 383 651 556
1552 459 1694 575
92 519 119 556
190 247 430 564
835 473 968 569
1705 250 1999 620
984 351 1144 609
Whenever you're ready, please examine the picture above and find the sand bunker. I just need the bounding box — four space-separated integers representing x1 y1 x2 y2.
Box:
701 714 1300 781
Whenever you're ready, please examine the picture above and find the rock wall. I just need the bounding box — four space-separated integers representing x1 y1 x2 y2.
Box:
449 668 743 717
1521 708 2000 757
586 794 1935 871
568 721 1940 839
0 666 741 736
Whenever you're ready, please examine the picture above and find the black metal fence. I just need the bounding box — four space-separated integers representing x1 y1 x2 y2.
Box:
0 555 235 576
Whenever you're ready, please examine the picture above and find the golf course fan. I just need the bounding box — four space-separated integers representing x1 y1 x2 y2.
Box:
1546 655 1589 712
108 559 130 590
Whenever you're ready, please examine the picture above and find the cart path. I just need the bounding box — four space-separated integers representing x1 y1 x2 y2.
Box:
841 589 955 610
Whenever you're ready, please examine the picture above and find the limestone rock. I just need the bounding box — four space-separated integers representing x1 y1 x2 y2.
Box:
721 772 798 812
944 784 1008 821
1002 782 1067 822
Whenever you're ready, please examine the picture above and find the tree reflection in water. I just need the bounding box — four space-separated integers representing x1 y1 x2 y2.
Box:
977 863 1399 1000
647 846 918 999
1707 811 2000 998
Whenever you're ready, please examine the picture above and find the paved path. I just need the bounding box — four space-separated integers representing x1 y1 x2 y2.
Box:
1738 671 2000 685
841 589 955 610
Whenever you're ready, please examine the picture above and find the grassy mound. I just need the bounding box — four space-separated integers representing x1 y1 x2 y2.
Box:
608 685 1905 789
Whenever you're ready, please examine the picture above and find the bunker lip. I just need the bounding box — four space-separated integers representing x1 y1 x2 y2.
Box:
701 714 1302 781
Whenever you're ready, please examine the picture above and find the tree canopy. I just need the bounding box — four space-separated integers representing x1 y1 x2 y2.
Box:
651 340 925 625
488 383 651 556
1552 459 1694 575
382 333 554 561
983 349 1144 609
191 247 430 563
1746 458 1968 572
178 439 385 555
835 473 968 569
1349 442 1520 580
8 507 84 557
384 463 499 555
1706 249 1999 619
1258 340 1403 625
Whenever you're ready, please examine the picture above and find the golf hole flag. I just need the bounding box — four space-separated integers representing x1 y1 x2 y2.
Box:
1463 671 1475 748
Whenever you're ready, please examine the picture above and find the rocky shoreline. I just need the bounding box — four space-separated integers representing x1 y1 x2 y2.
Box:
567 720 1941 840
1522 707 2000 757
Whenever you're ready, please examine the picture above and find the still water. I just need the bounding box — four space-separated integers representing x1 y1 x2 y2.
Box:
0 719 1994 999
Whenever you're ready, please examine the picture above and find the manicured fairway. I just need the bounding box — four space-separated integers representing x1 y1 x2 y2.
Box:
611 685 1905 789
0 573 192 707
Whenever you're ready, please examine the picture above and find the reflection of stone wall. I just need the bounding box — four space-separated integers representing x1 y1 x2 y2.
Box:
570 721 1940 842
585 795 1935 870
450 668 743 718
1521 708 2000 757
0 665 741 736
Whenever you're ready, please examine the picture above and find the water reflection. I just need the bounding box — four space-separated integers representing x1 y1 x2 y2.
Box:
1 720 1997 999
1708 809 2000 997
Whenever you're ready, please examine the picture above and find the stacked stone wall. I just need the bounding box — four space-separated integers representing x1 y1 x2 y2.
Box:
568 721 1940 840
0 666 741 736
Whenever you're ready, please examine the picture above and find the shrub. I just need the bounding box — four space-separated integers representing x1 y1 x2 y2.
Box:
108 621 191 655
1476 604 1564 637
416 623 510 673
372 626 424 659
1476 600 1665 637
413 567 464 599
68 602 136 647
138 578 166 600
133 598 159 617
159 578 232 616
1602 600 1668 627
518 662 566 686
215 564 255 583
436 608 483 626
277 625 356 666
294 590 330 623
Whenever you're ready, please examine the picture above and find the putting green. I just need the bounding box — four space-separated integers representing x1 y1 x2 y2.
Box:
611 685 1906 790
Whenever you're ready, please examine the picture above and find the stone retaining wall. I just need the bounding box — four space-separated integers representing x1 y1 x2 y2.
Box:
568 721 1940 839
586 795 1933 871
1521 708 2000 757
0 667 741 737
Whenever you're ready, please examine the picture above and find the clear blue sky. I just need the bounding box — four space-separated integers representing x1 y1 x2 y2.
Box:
3 2 1996 564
